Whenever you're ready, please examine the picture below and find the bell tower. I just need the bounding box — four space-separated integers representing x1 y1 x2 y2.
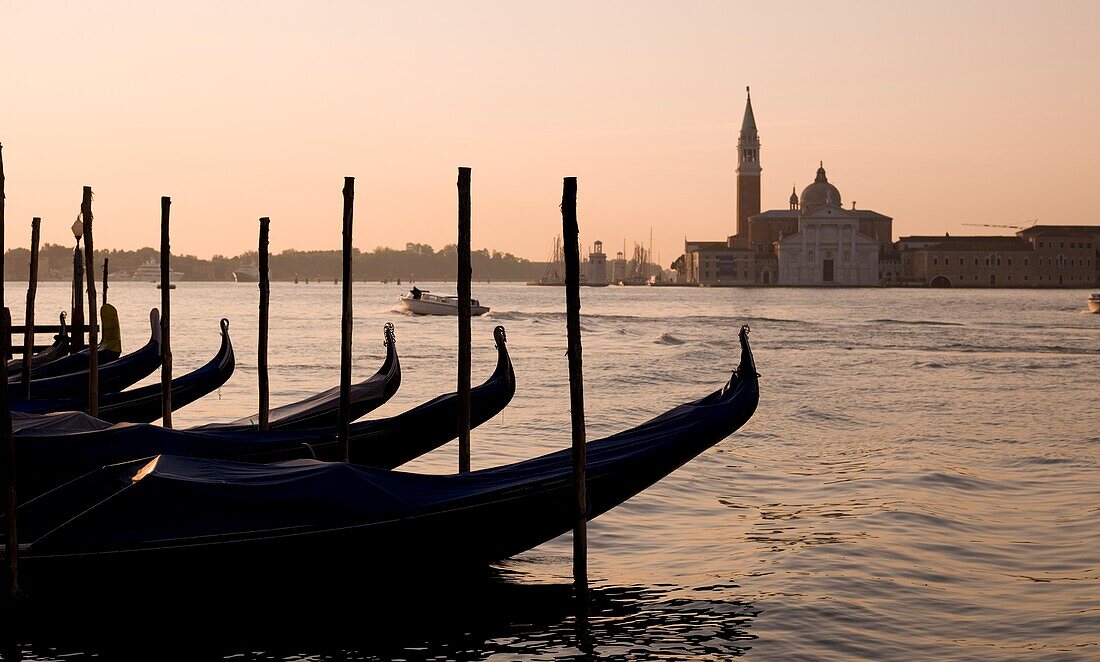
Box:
736 86 761 237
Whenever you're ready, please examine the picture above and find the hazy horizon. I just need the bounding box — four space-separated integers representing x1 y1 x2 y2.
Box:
3 1 1098 264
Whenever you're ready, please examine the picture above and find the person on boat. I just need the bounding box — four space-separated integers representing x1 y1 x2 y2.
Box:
410 286 422 300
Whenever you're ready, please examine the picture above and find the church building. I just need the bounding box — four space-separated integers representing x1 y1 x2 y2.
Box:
681 89 898 286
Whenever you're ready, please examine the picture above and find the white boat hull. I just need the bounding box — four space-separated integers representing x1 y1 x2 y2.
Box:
400 296 489 316
1088 298 1100 314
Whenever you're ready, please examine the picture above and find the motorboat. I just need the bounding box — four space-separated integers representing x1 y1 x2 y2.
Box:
1089 293 1100 314
400 289 489 316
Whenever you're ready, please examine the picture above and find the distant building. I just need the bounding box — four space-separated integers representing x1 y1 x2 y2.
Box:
900 226 1100 287
587 240 608 285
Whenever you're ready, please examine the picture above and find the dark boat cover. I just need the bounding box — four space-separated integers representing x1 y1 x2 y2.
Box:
11 326 514 497
7 326 757 582
9 317 232 422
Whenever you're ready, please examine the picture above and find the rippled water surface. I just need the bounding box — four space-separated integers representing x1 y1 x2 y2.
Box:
6 282 1099 660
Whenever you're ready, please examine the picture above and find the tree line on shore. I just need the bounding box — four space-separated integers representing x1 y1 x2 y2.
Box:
2 242 547 282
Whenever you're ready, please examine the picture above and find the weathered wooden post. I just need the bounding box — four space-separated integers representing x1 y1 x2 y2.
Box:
457 167 472 473
102 257 109 305
338 177 354 462
561 176 588 589
258 217 271 431
21 217 41 398
0 143 18 600
82 187 99 417
160 196 173 428
71 220 85 351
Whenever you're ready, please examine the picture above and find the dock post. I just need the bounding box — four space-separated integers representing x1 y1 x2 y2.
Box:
258 217 271 431
102 257 109 305
561 176 588 590
82 187 99 418
457 167 472 473
160 196 172 428
21 217 41 398
338 177 354 462
71 241 84 351
0 143 18 600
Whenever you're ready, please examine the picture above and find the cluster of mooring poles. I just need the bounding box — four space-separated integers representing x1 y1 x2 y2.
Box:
0 148 592 603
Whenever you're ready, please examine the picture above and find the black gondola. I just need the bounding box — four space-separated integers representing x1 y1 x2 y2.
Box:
14 304 124 380
11 326 514 498
189 322 401 432
4 325 757 593
6 314 71 375
10 317 232 421
8 309 160 402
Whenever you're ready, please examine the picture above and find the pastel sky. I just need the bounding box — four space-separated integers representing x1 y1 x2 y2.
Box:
2 1 1098 265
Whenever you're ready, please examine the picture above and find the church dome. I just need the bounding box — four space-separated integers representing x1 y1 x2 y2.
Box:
800 163 841 214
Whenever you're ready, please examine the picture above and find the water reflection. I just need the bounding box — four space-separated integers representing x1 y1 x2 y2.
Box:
4 568 757 660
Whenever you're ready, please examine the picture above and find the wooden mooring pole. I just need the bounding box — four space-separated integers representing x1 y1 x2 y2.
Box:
258 217 271 431
160 196 173 428
82 187 99 418
71 240 84 351
561 176 588 589
457 167 472 473
21 217 41 398
0 143 19 601
102 257 109 305
338 177 354 462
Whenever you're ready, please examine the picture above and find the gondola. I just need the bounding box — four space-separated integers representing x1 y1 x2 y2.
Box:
10 317 233 421
189 322 401 432
14 305 123 381
10 326 514 499
4 325 757 592
7 309 160 402
6 314 71 375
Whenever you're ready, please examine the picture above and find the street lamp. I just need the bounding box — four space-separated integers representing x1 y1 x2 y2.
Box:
71 218 84 247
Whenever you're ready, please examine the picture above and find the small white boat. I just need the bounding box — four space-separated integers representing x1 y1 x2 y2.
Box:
399 289 489 316
1088 293 1100 314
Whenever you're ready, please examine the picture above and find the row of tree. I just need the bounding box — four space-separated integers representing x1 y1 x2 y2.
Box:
2 242 547 282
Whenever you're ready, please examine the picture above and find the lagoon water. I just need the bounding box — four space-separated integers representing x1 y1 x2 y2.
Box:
7 282 1100 659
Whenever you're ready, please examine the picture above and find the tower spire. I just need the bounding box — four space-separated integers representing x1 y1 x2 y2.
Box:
741 86 757 132
735 86 761 237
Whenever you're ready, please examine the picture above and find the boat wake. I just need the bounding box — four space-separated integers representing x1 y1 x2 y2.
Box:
655 332 686 345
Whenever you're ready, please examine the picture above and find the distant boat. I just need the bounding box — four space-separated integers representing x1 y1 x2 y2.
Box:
233 263 260 283
1088 293 1100 314
132 260 184 283
156 283 176 290
399 289 489 316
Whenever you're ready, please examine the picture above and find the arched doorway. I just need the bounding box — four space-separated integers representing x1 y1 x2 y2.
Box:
763 271 771 284
930 275 952 288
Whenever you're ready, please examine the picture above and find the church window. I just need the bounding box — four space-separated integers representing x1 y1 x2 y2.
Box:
1024 275 1028 281
933 257 938 266
1007 258 1012 266
1024 258 1029 266
974 257 979 266
959 258 964 266
996 258 1001 266
1060 242 1065 248
985 258 990 266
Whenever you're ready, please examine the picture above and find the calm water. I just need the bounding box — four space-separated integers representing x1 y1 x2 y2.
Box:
5 282 1099 660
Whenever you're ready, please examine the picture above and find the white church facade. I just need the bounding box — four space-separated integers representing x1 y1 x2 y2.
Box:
775 166 886 286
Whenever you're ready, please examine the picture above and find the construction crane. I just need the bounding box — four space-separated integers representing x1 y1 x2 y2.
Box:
962 219 1039 230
